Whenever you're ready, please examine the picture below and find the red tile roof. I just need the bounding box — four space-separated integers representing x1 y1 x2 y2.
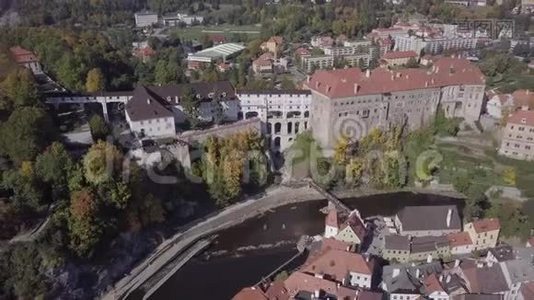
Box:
325 208 339 228
507 110 534 127
284 271 358 298
264 280 289 300
209 34 226 44
9 46 38 64
320 237 350 252
338 211 367 242
512 89 534 108
232 287 268 300
520 281 534 299
423 273 445 295
307 57 485 98
302 248 372 280
447 232 473 247
471 218 500 233
295 47 311 57
383 50 418 60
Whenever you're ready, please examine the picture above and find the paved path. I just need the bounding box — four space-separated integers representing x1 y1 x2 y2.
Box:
101 185 323 300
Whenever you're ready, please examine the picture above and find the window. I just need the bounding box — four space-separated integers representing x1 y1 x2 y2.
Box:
519 127 525 131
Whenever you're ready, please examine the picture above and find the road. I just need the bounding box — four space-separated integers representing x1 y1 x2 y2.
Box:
101 185 324 300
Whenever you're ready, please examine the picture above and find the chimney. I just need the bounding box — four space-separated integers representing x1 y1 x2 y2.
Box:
454 259 460 268
435 66 439 73
316 81 320 88
446 208 452 228
175 96 179 104
393 268 400 278
365 255 370 262
314 290 320 299
354 83 359 94
439 274 443 282
366 69 371 78
307 75 311 83
416 269 421 278
521 105 529 112
446 275 451 283
427 254 432 263
147 98 151 104
476 262 484 268
425 81 429 87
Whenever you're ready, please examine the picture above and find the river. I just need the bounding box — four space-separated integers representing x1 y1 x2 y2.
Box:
147 192 463 300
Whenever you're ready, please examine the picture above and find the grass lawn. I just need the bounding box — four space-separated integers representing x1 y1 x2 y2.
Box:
167 24 262 41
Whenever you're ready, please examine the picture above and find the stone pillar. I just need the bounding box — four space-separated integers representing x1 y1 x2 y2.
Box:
101 100 109 122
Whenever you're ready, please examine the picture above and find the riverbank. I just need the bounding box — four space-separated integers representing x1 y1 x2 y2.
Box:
104 183 465 299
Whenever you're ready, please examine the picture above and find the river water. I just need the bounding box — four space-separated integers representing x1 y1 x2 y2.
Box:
148 192 463 300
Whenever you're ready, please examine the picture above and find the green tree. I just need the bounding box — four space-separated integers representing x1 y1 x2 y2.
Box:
88 114 109 141
35 142 73 188
0 107 56 164
6 244 47 299
182 87 200 128
0 69 39 109
85 68 105 92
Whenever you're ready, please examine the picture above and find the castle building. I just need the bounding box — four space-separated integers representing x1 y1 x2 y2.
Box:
306 57 485 148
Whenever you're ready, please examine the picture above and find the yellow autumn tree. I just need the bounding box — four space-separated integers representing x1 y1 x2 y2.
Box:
334 136 350 165
502 167 517 186
85 68 104 92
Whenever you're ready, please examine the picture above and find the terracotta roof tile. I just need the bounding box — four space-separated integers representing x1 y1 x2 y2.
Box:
9 46 38 63
307 57 484 99
512 89 534 108
283 271 358 298
232 287 268 300
507 110 534 127
423 273 445 295
383 50 418 59
447 232 473 247
471 218 500 233
302 248 372 280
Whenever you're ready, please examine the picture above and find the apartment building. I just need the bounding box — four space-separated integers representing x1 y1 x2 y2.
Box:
464 218 500 251
499 109 534 161
237 90 311 152
307 57 485 149
134 11 159 27
301 55 334 73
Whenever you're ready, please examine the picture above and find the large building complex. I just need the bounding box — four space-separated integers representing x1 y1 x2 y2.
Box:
306 57 485 148
134 11 159 27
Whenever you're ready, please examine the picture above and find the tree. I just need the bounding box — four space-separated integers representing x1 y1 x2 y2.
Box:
502 167 517 186
68 188 102 257
0 69 39 109
181 87 200 128
85 68 105 92
35 142 73 188
211 97 224 125
88 114 109 141
83 141 123 185
406 57 419 68
0 107 56 164
5 244 47 299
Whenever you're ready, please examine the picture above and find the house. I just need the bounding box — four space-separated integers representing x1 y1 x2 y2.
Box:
486 245 515 263
134 11 158 27
501 257 534 299
9 46 43 74
162 13 204 26
209 34 226 45
125 86 176 139
283 271 359 299
252 52 274 74
132 41 156 63
324 208 339 238
409 235 450 262
519 281 534 300
382 50 418 67
498 109 534 161
294 47 311 59
512 90 534 110
422 273 450 300
447 231 474 255
260 36 284 58
395 205 462 237
384 235 411 263
302 249 374 288
460 262 509 296
334 210 367 246
382 261 444 300
464 218 500 251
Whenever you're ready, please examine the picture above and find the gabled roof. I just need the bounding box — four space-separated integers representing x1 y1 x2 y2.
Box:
302 248 373 280
125 85 174 122
325 208 339 228
284 271 358 299
422 273 445 295
397 205 461 232
338 211 367 242
385 234 410 251
9 46 38 63
512 89 534 108
461 263 508 294
520 281 534 300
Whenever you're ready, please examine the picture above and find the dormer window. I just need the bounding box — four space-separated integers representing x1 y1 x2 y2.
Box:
521 118 527 124
208 92 215 98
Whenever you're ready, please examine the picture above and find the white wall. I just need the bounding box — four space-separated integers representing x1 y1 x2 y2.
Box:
350 272 371 288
